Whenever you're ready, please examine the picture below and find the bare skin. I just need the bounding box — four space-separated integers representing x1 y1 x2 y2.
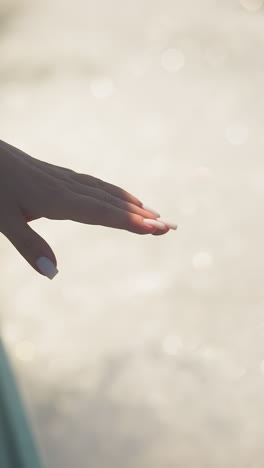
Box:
0 139 171 278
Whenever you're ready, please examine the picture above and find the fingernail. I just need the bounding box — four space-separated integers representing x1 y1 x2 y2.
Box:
36 257 59 279
143 219 167 230
158 219 178 230
142 205 160 218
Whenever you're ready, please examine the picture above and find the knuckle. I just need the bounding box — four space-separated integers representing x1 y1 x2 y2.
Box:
95 198 106 213
100 190 110 203
64 168 75 177
57 168 74 181
49 182 67 197
94 199 109 219
93 177 104 190
64 180 77 191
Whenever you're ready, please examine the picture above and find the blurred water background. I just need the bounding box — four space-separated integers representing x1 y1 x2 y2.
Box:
0 0 264 467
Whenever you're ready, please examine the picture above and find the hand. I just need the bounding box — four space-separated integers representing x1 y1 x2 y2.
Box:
0 139 176 279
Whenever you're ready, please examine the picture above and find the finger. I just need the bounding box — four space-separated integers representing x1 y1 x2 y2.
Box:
151 227 170 236
1 207 59 279
0 139 71 177
66 181 161 221
0 139 156 214
50 191 158 235
70 172 144 208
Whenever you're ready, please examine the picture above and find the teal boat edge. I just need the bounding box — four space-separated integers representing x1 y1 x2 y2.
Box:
0 338 44 468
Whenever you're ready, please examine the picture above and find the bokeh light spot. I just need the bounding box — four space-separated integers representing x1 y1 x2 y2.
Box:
90 77 114 98
14 340 36 362
240 0 264 11
192 251 213 270
161 48 185 73
259 360 264 373
162 335 182 355
225 122 249 145
195 166 212 179
135 273 164 292
198 345 219 360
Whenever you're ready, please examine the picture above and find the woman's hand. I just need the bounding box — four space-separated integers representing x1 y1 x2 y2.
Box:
0 139 176 279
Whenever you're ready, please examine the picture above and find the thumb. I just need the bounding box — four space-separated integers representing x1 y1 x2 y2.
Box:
1 208 59 279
